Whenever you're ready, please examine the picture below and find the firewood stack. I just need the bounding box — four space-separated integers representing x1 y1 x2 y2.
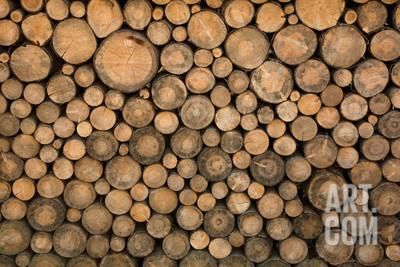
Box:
0 0 400 266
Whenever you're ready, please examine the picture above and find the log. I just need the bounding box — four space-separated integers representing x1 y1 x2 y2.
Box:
208 238 232 259
225 27 269 70
370 29 400 62
146 214 171 238
273 135 296 156
151 76 186 112
105 155 141 190
66 98 90 123
386 245 400 262
382 158 400 182
391 138 400 159
112 215 136 237
251 61 293 104
2 78 23 100
0 62 10 83
256 2 285 33
94 30 158 93
47 74 77 104
333 69 352 88
316 230 354 265
149 187 178 214
250 151 284 186
86 131 118 161
293 209 323 239
279 236 308 264
0 19 19 46
105 189 132 215
307 171 346 210
389 88 400 109
70 1 86 18
0 180 11 202
161 43 193 75
179 188 197 205
10 45 51 82
321 26 366 68
228 70 249 94
0 113 19 136
30 253 64 267
336 147 359 169
167 172 184 190
0 0 13 18
361 135 390 161
291 116 317 141
124 0 152 30
162 230 190 260
74 65 95 88
212 57 233 78
53 223 87 258
273 24 317 65
83 85 104 107
266 217 292 241
143 250 176 267
211 182 228 200
350 160 382 188
223 0 254 29
354 59 389 98
52 18 96 65
197 147 232 182
295 59 330 93
0 221 31 256
127 230 155 257
357 1 387 33
354 244 384 266
21 12 53 46
295 0 344 30
147 20 171 46
187 11 227 49
87 0 123 38
258 257 290 267
276 101 298 122
74 155 103 183
316 107 340 129
1 197 26 221
66 208 81 223
204 206 234 238
344 8 358 24
30 232 52 254
378 111 400 139
100 253 136 267
165 0 190 25
27 198 65 231
266 119 286 138
86 235 109 258
297 258 328 267
180 250 216 267
82 203 112 234
122 97 154 128
245 236 273 263
371 182 400 215
180 95 215 130
185 67 215 94
257 191 284 219
46 0 69 21
64 180 96 210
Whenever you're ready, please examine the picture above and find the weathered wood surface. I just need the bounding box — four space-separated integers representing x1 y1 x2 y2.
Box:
0 0 400 266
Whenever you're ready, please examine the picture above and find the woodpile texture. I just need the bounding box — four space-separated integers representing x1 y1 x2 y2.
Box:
0 0 400 266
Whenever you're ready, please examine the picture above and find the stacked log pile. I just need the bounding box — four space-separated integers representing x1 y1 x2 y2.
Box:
0 0 400 266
